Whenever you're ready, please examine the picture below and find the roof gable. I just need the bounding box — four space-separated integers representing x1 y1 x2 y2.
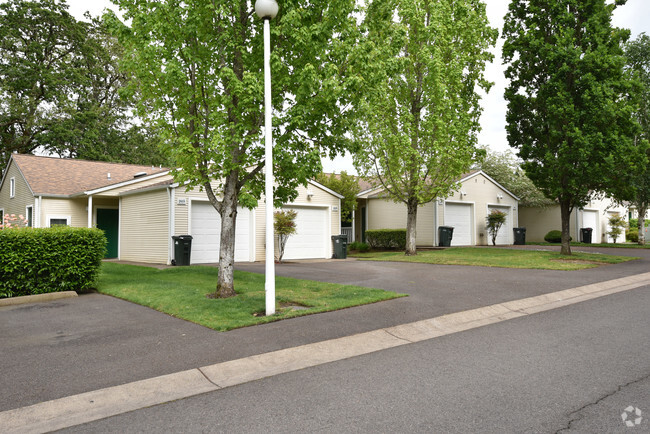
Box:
9 154 169 196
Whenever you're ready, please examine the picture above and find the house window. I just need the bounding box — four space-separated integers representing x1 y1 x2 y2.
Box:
10 177 15 198
47 216 70 227
26 205 33 227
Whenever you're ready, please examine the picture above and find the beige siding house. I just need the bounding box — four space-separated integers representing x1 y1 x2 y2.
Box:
520 197 628 243
0 154 342 264
354 170 519 246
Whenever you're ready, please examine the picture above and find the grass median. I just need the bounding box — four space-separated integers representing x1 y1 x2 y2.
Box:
97 262 405 331
351 247 638 270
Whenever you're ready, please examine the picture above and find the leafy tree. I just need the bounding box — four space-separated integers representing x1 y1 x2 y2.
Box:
477 148 554 208
486 209 507 246
274 210 297 264
0 0 86 168
353 0 497 256
107 0 361 297
315 171 361 224
625 33 650 245
607 214 626 243
503 0 645 255
0 0 167 171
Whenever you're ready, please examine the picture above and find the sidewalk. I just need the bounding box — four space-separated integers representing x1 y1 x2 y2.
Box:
2 271 650 433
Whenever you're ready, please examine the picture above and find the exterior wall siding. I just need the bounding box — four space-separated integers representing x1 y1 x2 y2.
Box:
0 161 34 226
120 189 170 263
367 198 435 246
40 198 87 227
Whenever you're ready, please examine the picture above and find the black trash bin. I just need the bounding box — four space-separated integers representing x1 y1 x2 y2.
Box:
580 228 593 244
332 235 348 259
513 227 526 245
438 226 454 247
172 235 193 266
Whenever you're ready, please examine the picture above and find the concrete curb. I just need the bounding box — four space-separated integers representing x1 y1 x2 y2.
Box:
2 272 649 433
0 291 77 307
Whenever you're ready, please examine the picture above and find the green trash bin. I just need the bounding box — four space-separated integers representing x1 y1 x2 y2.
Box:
580 228 593 243
172 235 193 266
513 227 526 245
331 235 348 259
438 226 454 247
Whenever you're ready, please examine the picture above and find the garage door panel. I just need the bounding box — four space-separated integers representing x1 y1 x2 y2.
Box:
444 203 472 246
488 205 512 245
283 207 328 260
190 203 250 263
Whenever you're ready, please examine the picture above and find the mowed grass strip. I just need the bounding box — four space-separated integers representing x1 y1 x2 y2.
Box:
351 247 637 270
97 262 405 331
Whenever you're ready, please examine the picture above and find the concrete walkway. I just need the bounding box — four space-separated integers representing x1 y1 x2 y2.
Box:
2 271 650 433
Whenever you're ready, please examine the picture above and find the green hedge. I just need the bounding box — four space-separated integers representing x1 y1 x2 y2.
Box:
365 229 406 250
0 227 106 298
544 230 572 243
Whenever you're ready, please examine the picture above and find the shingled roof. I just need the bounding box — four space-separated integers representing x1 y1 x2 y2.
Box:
9 154 169 196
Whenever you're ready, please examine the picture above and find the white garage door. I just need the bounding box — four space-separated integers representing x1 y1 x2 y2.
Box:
444 203 472 246
190 202 251 264
282 207 328 260
487 205 512 245
582 210 598 241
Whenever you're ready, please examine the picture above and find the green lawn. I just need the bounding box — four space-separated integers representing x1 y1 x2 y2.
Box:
97 262 405 331
527 241 650 249
351 247 638 270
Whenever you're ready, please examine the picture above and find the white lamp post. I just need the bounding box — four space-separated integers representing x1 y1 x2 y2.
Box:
256 0 279 316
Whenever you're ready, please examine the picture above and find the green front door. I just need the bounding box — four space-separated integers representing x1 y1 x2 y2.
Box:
97 208 119 258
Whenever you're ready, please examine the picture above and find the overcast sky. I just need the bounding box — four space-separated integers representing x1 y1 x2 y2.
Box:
66 0 650 174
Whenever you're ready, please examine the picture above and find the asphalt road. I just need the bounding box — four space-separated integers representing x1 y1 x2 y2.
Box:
61 283 650 433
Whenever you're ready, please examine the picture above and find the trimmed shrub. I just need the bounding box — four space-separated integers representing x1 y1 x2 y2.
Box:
365 229 406 250
348 241 370 252
0 227 106 298
627 228 639 243
544 230 572 243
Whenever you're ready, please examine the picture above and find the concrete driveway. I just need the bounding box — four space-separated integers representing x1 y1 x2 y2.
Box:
1 246 648 413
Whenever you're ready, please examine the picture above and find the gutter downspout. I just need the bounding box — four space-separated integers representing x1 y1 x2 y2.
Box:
168 186 175 265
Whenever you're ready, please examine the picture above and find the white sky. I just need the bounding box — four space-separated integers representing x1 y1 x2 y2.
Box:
65 0 650 174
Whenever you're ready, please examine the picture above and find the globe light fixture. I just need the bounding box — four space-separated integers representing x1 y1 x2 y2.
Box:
255 0 279 20
256 0 279 316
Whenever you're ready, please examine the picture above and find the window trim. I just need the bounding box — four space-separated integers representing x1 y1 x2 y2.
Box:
25 205 33 228
46 215 71 227
9 177 16 198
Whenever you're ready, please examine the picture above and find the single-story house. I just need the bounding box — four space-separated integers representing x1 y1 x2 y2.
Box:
0 154 342 264
519 197 627 243
352 170 520 246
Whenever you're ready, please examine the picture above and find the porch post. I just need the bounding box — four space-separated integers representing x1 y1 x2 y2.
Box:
87 196 93 228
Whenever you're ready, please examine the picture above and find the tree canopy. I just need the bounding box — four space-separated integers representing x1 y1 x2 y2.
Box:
625 33 650 245
315 172 361 224
477 147 553 208
353 0 496 255
503 0 645 254
0 0 167 172
107 0 362 296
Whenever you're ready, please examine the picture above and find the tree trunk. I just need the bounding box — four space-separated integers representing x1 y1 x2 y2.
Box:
638 206 647 246
405 197 418 256
215 174 239 298
559 199 572 255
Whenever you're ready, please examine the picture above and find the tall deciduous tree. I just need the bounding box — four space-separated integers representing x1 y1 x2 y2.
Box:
0 0 167 171
353 0 496 255
477 147 554 208
0 0 86 167
503 0 644 255
106 0 360 297
315 171 361 224
625 34 650 245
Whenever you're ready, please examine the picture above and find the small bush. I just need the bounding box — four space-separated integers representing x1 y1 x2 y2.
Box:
627 228 639 243
348 241 369 252
544 230 572 243
0 227 106 298
365 229 406 250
